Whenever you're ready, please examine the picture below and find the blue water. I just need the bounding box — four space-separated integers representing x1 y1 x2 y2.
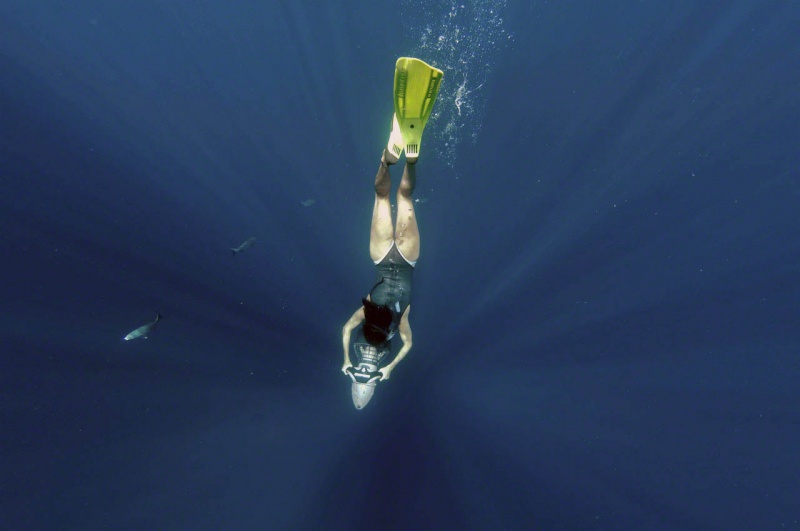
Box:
2 1 799 529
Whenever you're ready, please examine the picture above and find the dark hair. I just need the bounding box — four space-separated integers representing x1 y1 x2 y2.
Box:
362 296 393 346
363 322 389 346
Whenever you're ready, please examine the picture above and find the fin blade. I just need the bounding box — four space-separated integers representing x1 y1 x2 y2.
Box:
393 57 444 159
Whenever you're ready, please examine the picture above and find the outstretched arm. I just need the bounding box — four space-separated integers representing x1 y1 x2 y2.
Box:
342 306 365 373
379 305 412 381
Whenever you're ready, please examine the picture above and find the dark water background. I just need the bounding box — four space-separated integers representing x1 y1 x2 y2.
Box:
1 1 799 529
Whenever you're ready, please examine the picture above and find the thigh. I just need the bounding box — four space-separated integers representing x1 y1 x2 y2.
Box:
370 194 394 262
394 193 419 262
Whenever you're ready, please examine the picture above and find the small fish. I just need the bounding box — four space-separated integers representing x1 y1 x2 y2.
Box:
124 313 162 341
300 199 316 207
231 236 257 256
414 197 428 204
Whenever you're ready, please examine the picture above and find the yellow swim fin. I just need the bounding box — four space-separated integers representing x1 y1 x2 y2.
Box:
393 57 444 162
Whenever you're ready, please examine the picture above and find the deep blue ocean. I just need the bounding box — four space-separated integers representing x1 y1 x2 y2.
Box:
2 1 799 529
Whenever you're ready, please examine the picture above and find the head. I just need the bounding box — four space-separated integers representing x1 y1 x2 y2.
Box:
362 298 392 346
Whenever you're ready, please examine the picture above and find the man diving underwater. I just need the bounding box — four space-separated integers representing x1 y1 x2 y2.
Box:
341 58 443 409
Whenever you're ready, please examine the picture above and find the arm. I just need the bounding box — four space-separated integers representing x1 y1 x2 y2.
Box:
342 306 365 373
379 305 412 381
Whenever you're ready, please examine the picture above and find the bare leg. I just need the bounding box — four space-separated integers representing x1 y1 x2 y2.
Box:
370 158 395 262
395 162 420 262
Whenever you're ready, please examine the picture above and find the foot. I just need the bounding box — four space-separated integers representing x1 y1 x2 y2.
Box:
384 113 403 165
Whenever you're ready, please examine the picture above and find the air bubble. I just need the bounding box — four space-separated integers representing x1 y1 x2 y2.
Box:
400 0 512 167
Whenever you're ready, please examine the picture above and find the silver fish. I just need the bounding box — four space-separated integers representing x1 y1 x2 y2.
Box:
124 313 162 341
231 236 257 256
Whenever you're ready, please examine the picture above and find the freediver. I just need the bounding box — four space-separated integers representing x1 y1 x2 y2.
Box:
341 57 443 409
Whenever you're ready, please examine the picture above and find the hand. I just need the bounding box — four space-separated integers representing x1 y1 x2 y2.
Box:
341 362 353 375
378 366 393 381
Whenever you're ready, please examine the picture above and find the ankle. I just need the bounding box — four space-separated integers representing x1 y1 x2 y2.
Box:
382 148 399 166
